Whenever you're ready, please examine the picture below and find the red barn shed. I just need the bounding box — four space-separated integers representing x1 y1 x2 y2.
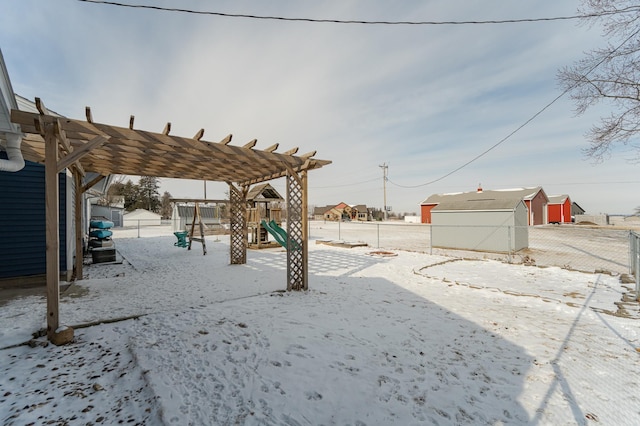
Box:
547 195 572 224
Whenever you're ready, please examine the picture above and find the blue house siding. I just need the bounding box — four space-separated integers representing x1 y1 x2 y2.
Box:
0 157 67 280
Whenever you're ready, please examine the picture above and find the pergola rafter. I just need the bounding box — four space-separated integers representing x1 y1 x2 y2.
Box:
10 99 330 343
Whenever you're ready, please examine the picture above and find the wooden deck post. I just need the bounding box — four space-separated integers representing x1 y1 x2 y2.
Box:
44 122 60 339
73 170 83 281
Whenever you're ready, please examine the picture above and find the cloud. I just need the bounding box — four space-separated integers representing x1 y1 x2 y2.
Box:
1 1 636 214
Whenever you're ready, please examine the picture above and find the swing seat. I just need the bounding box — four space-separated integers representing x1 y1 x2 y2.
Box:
174 231 189 248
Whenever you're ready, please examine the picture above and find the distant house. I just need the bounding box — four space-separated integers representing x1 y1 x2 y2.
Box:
547 195 572 224
421 186 549 225
313 204 343 221
313 202 371 221
90 191 124 227
123 209 162 227
572 202 586 217
431 198 529 253
350 204 372 221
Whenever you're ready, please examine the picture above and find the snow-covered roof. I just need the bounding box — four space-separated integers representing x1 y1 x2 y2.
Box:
421 187 547 205
123 208 162 219
547 194 570 204
432 198 523 212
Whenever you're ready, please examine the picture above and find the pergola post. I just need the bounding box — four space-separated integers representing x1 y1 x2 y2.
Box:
286 169 308 291
229 183 247 264
12 103 330 312
44 122 60 339
73 170 83 281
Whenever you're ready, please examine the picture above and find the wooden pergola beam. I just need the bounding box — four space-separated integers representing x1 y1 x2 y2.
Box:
82 174 107 193
57 134 109 172
12 109 331 183
242 139 257 149
193 128 204 141
264 143 279 153
10 99 332 343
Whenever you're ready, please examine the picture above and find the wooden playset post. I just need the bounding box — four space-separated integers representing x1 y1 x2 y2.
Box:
229 183 248 264
286 167 308 291
187 202 207 255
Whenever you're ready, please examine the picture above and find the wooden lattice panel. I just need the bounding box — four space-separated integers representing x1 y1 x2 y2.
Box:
229 184 247 264
286 173 306 290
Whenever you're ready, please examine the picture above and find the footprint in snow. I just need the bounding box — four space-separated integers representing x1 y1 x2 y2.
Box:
305 391 323 400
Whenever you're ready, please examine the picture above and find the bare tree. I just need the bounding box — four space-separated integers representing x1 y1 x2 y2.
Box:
558 1 640 161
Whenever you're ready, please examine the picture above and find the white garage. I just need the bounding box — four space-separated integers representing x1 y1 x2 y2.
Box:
122 209 162 227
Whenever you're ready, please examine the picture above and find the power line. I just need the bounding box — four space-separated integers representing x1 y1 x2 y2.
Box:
388 25 640 190
310 177 380 189
77 0 640 26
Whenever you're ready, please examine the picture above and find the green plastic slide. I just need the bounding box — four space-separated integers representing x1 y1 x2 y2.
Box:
261 220 298 249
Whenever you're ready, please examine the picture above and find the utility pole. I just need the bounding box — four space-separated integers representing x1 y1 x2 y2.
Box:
379 163 388 221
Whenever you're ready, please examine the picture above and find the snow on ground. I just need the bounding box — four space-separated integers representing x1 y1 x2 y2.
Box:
1 227 639 425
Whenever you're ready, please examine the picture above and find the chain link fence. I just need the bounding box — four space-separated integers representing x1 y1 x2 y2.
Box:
112 219 229 239
629 231 640 301
309 220 632 276
111 219 636 278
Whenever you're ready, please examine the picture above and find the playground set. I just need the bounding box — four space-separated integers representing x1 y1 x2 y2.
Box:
11 97 330 343
172 199 225 255
172 185 292 253
246 183 287 249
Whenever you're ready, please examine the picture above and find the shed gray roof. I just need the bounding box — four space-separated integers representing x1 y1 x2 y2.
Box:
421 187 546 205
547 194 569 204
432 198 523 212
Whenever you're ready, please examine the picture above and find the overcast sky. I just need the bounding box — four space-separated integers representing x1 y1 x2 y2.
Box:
2 0 638 214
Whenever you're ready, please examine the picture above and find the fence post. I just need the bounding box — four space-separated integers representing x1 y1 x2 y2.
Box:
630 231 636 275
636 234 640 302
507 226 512 263
629 231 633 275
377 223 380 248
429 225 433 256
137 219 141 238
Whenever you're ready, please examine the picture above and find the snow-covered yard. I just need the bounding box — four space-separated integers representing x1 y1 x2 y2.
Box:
1 227 639 425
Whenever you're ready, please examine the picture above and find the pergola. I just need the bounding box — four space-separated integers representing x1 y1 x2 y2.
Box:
10 99 331 343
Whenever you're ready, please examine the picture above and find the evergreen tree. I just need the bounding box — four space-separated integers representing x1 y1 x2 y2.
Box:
120 180 140 211
137 176 161 213
160 191 173 219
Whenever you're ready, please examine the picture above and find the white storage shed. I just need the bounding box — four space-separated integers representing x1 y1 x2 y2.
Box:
431 198 528 253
